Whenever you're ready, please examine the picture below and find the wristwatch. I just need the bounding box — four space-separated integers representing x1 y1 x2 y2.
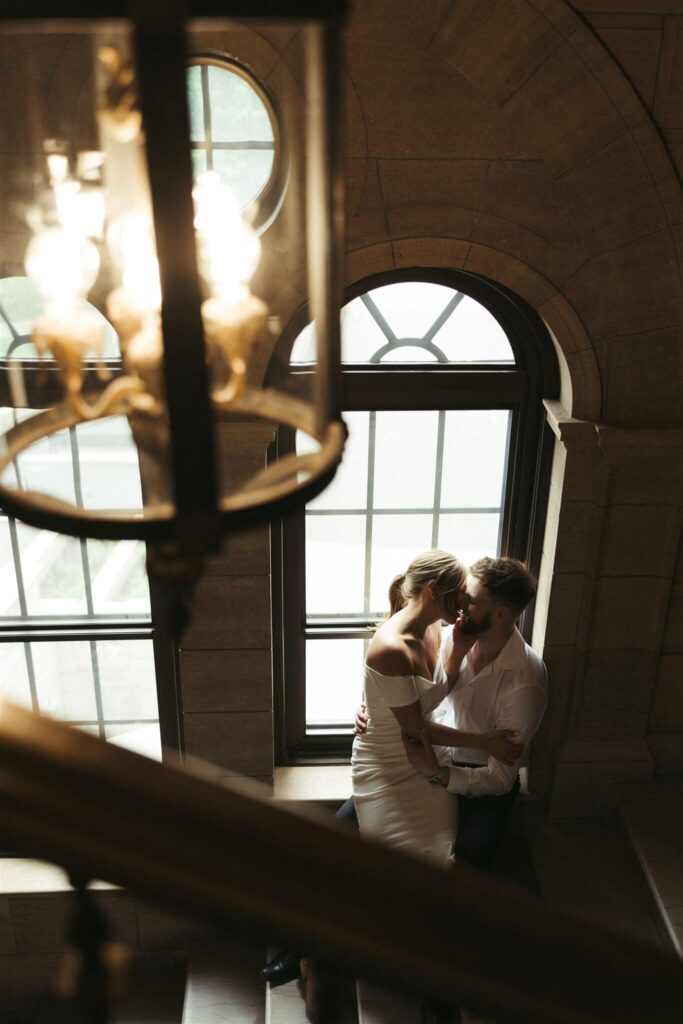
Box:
428 769 447 787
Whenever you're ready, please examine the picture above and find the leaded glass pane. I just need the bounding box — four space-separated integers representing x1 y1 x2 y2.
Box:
213 148 275 208
18 524 88 618
33 640 97 721
208 65 273 141
86 539 150 616
0 643 33 708
432 295 513 362
369 281 454 339
437 513 501 569
306 637 365 727
98 639 158 720
75 416 144 512
369 514 433 613
301 411 369 511
441 410 509 509
305 514 366 616
0 518 21 616
373 411 438 509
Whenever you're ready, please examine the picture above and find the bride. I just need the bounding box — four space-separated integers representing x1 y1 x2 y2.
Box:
352 550 521 866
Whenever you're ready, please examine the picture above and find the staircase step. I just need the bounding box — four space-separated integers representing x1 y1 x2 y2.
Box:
614 779 683 956
183 940 265 1024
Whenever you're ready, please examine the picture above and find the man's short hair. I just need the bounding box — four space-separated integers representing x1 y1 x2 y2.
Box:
470 556 537 613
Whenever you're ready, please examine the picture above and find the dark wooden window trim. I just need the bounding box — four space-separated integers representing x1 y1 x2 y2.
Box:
269 268 559 765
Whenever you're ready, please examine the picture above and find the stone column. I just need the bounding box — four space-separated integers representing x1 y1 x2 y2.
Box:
179 423 276 788
530 401 683 816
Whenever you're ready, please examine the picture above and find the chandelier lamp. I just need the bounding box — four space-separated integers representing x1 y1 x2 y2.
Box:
0 2 347 578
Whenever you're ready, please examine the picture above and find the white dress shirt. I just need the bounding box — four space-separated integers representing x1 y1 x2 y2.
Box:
431 626 547 797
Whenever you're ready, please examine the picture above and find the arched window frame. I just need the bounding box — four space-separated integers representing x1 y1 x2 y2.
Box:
273 267 558 764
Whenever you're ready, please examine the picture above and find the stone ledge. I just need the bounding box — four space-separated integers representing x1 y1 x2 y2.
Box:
0 860 115 895
273 765 352 804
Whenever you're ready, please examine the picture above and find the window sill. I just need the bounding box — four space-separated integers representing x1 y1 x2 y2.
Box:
273 765 351 806
0 858 116 894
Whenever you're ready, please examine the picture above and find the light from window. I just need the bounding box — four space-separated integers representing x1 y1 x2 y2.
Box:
290 281 514 364
187 59 276 210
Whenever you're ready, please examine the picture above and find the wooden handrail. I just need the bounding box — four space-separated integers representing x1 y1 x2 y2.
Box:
0 699 681 1024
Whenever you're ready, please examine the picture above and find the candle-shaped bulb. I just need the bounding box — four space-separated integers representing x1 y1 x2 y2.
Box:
193 171 261 306
107 214 161 316
25 227 100 314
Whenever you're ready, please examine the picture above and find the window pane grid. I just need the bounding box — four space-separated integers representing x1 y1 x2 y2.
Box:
302 409 510 620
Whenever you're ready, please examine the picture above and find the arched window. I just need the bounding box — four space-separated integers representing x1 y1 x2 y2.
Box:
186 53 285 229
0 276 178 760
271 269 559 763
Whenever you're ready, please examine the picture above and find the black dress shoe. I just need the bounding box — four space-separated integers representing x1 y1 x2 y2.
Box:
261 950 301 987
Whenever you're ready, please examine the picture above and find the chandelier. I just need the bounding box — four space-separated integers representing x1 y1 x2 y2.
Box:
0 2 347 567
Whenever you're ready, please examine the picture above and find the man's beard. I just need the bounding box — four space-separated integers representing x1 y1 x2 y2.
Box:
459 611 492 635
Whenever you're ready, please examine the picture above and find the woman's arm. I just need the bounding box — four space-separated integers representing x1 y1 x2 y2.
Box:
390 703 522 766
441 619 476 690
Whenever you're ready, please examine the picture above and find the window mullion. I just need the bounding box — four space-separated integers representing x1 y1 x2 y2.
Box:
363 411 376 615
432 409 446 548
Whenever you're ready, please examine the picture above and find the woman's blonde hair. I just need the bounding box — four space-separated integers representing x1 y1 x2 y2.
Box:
401 549 467 617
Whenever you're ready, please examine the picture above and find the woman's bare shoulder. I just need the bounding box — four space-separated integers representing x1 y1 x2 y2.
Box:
366 623 413 677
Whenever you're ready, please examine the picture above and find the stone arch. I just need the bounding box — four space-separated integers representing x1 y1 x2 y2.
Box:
345 236 597 420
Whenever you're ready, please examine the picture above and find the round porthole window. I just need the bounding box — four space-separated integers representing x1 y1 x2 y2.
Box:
186 55 284 229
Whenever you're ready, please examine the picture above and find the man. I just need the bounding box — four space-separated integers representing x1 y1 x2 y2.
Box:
263 557 546 991
402 555 547 871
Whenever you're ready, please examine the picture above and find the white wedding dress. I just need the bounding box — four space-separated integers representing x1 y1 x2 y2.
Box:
351 662 457 866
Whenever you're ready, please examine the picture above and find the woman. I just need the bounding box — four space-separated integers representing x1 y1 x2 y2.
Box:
352 550 520 866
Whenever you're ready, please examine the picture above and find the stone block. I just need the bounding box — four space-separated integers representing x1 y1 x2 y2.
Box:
591 576 669 651
345 242 395 283
204 525 270 577
605 445 683 506
556 135 667 253
542 644 577 710
378 157 487 210
600 504 681 578
647 732 683 776
654 16 683 130
562 233 680 341
345 39 523 160
503 41 622 177
601 328 683 426
392 237 470 270
180 649 272 714
432 0 564 106
650 653 683 731
386 204 476 243
591 24 662 109
183 711 273 776
182 576 271 650
543 572 588 647
347 209 390 252
550 740 653 817
663 583 683 650
553 500 599 574
581 647 658 713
